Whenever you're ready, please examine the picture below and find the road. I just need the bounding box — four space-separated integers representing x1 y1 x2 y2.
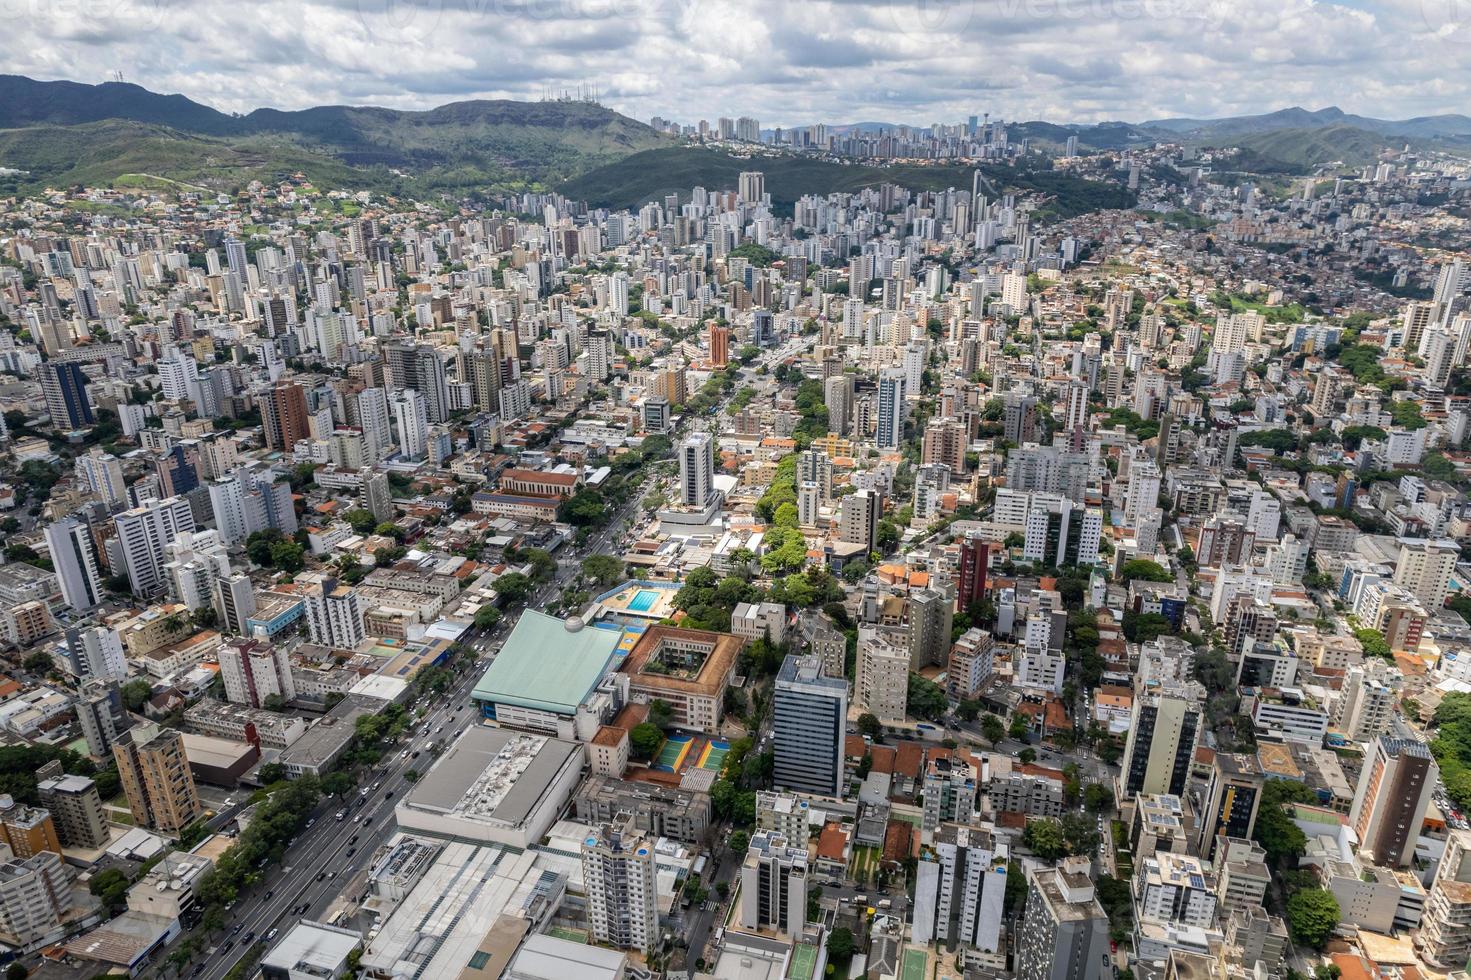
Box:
189 333 812 979
191 639 498 980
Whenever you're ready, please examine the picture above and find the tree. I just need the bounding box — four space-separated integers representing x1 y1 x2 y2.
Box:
955 699 981 723
1120 559 1171 582
876 520 901 553
89 866 130 913
629 723 664 760
648 699 674 730
121 678 153 713
1085 783 1115 813
825 926 856 963
1286 888 1341 949
343 508 377 534
474 605 502 630
728 830 750 855
857 713 883 739
980 714 1005 744
257 762 287 784
269 540 305 573
495 572 533 605
262 694 287 712
581 554 625 588
1254 780 1315 866
22 652 52 675
906 673 948 721
1022 819 1069 861
1009 712 1030 739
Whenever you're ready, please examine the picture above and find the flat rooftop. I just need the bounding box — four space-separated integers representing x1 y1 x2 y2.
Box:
400 725 581 828
472 610 620 715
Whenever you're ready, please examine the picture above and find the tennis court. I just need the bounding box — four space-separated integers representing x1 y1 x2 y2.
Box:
901 949 928 980
699 739 731 772
653 733 694 771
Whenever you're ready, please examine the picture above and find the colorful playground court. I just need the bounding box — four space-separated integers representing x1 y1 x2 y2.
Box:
652 733 731 774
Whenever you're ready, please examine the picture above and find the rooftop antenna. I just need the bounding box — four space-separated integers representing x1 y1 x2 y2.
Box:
114 70 125 83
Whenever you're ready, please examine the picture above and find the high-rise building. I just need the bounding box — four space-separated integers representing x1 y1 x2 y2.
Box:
1015 859 1111 980
43 517 105 611
825 375 854 437
299 573 366 649
38 361 93 431
0 851 76 947
1393 539 1460 610
912 824 1008 951
1121 685 1203 800
163 529 232 610
1418 828 1471 967
1197 754 1264 860
219 638 297 708
1350 736 1438 868
66 625 126 682
1023 495 1102 567
0 797 60 859
708 323 730 367
839 488 882 554
259 382 311 452
908 587 954 669
580 823 659 953
679 432 715 508
386 342 450 423
213 572 258 636
113 723 203 835
876 369 907 450
957 532 990 612
739 831 808 935
391 389 429 461
854 626 908 723
74 449 126 508
772 655 847 798
738 171 765 203
113 496 196 596
922 417 967 474
36 769 107 850
76 680 129 759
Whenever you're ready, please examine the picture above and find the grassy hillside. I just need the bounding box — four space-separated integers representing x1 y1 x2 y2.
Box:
559 148 1135 218
1226 125 1392 172
0 76 670 197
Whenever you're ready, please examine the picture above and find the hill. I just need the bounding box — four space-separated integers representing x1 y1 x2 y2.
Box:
1145 105 1471 144
558 147 1135 218
1227 125 1395 172
0 75 669 195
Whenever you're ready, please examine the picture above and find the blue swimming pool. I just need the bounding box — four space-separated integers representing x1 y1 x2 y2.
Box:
628 589 661 612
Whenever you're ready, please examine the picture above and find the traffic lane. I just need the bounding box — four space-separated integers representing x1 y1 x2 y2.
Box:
202 672 482 977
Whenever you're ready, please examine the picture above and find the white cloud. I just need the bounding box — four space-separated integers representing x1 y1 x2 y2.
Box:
0 0 1465 124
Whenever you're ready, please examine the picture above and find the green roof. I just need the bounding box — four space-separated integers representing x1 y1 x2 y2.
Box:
471 611 621 715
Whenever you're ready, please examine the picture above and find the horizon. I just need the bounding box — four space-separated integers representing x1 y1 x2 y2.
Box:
3 0 1467 125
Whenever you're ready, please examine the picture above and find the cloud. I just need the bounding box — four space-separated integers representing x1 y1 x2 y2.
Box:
0 0 1465 125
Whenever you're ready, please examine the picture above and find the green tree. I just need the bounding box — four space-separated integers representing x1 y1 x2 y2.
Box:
648 699 674 730
857 713 883 739
825 926 856 963
581 554 626 587
89 867 130 913
121 678 153 713
980 714 1005 744
270 541 305 573
495 572 534 605
1120 559 1171 582
1022 819 1069 861
1286 888 1340 949
22 652 52 675
907 673 948 721
1085 783 1115 813
629 723 664 760
1009 712 1030 739
474 605 502 630
343 508 377 534
257 762 287 784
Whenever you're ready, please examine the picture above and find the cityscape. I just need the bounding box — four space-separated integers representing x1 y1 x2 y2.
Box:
0 11 1468 980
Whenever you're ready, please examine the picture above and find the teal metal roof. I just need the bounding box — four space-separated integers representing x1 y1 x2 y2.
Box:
471 610 621 715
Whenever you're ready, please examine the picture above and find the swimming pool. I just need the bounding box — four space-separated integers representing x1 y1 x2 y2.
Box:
627 589 661 612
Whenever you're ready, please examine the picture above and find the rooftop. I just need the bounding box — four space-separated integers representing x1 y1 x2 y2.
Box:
472 610 621 715
400 725 582 829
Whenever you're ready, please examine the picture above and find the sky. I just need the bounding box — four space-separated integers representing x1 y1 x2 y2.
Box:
5 0 1470 126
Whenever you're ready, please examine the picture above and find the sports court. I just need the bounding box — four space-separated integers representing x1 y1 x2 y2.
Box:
698 739 731 772
653 733 694 771
901 948 929 980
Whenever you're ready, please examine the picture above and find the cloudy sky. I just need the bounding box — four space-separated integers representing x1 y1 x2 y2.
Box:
6 0 1470 125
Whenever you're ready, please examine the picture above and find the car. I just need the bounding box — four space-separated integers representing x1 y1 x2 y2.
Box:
353 814 362 823
243 931 255 944
222 941 235 954
266 928 279 941
316 872 327 881
412 750 420 758
232 924 243 935
264 890 274 900
336 810 346 821
385 790 394 799
347 847 356 857
327 871 336 879
306 818 315 828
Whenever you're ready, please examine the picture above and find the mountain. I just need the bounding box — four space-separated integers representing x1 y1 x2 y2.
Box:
558 147 1135 218
0 75 670 194
1227 125 1400 172
1144 105 1471 143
